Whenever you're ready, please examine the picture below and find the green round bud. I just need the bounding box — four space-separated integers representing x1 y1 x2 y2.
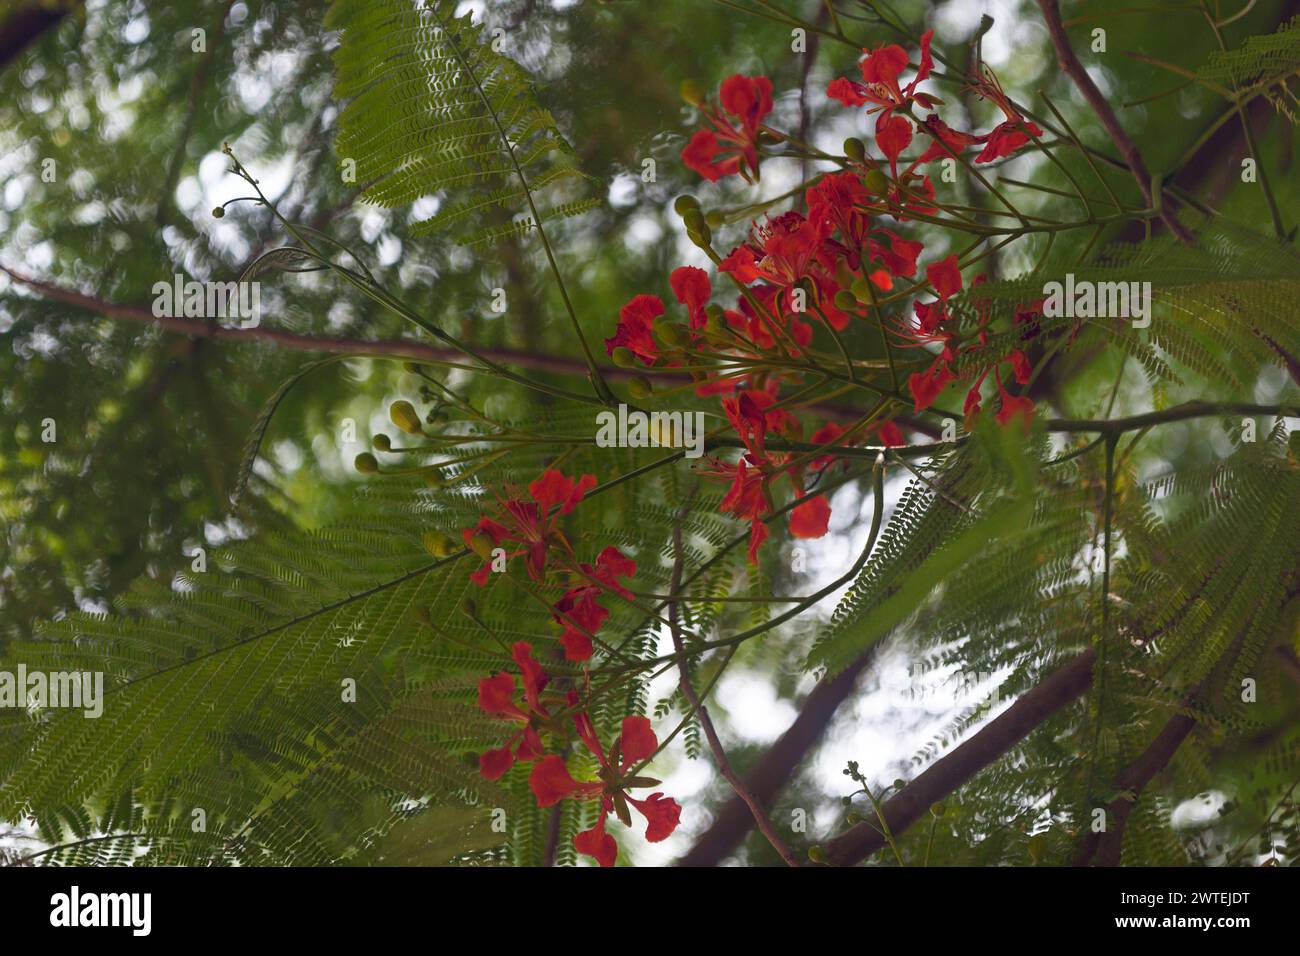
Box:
893 778 906 791
850 276 874 302
704 308 727 336
211 206 225 219
469 531 495 561
372 433 392 452
655 320 686 347
843 137 866 162
863 168 889 195
833 289 858 312
845 812 861 825
682 208 706 233
688 225 712 248
704 210 724 229
807 845 828 864
423 530 452 558
389 400 424 435
611 346 637 368
679 79 704 106
354 452 379 474
930 802 946 818
673 194 700 217
627 376 652 400
840 796 852 807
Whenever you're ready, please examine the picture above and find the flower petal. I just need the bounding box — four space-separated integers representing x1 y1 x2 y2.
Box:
629 793 682 843
529 755 580 808
617 715 659 768
789 495 832 539
573 811 618 867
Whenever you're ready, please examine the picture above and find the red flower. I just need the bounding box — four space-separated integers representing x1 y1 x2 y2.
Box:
530 713 682 867
721 211 828 291
970 68 1043 164
477 642 558 780
1008 348 1032 385
552 547 638 662
995 369 1035 428
682 74 773 182
462 469 597 585
877 420 905 447
709 457 771 563
604 294 665 365
913 115 983 166
827 31 938 115
926 255 962 300
670 266 712 330
908 360 955 412
789 495 831 538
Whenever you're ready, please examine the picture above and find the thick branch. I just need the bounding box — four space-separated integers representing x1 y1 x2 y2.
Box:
1074 706 1197 866
677 648 877 866
824 649 1095 866
0 1 79 71
1036 0 1194 243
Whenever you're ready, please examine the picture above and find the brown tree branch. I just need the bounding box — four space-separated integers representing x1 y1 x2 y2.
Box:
1036 0 1194 243
677 647 877 866
0 1 80 72
0 263 942 436
824 649 1096 866
1074 705 1198 866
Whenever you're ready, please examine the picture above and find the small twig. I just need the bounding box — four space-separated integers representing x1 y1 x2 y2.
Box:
1036 0 1194 243
665 490 804 867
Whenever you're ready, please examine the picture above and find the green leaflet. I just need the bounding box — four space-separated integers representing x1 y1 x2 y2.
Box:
326 0 600 247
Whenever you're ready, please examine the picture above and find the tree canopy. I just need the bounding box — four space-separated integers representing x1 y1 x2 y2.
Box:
0 0 1298 869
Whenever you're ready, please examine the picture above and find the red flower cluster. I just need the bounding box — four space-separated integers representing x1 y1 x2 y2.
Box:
463 469 634 661
476 641 682 866
605 50 1044 561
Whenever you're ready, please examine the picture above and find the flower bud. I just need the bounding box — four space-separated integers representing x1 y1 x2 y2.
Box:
611 346 637 368
389 400 423 435
930 802 946 818
833 289 858 312
863 168 889 195
807 845 828 863
468 531 495 561
704 210 724 229
682 208 706 234
372 433 392 451
354 452 379 474
679 79 704 106
673 194 700 217
688 226 712 249
843 137 866 162
704 307 727 337
627 376 652 399
211 206 225 218
654 319 686 347
850 276 874 302
423 530 452 558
